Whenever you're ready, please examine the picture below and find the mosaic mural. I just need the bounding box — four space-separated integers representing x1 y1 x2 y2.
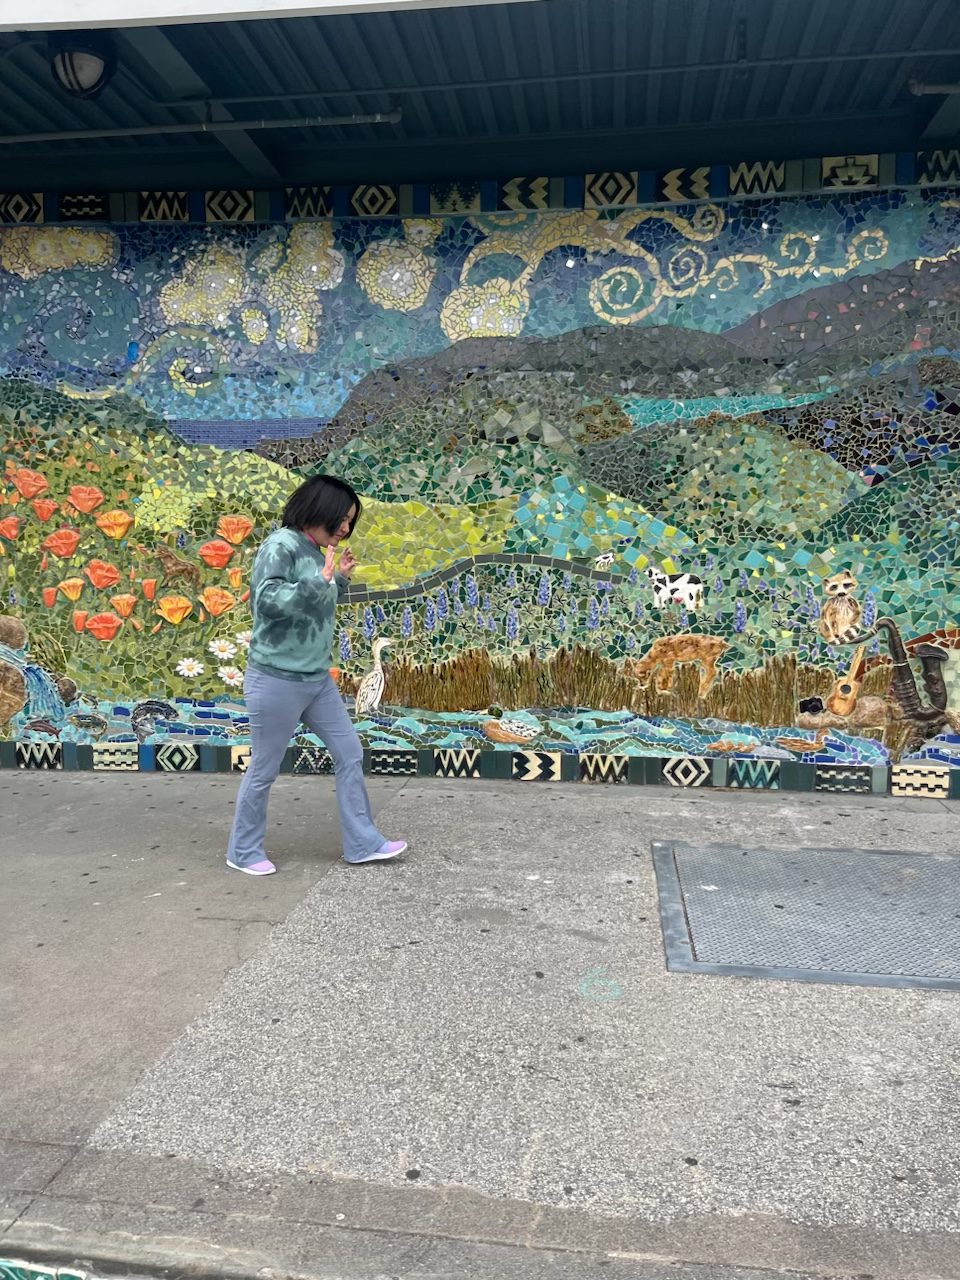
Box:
1 186 959 787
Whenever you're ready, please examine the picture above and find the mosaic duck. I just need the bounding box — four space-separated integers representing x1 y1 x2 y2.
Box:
482 713 541 745
775 729 831 755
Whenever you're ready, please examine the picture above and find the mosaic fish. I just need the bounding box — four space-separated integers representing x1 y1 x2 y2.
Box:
22 718 61 738
67 712 109 739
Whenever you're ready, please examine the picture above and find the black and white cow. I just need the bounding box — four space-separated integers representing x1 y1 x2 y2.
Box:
646 566 704 612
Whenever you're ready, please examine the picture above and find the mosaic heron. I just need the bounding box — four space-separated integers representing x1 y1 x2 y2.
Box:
354 637 393 718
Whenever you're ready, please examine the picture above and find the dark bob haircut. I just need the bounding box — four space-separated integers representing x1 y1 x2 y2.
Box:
282 474 362 536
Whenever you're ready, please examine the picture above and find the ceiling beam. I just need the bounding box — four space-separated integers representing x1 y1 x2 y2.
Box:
0 0 541 32
921 94 960 138
116 24 283 184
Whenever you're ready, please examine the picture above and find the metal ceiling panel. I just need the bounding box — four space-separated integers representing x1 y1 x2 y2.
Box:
0 0 958 189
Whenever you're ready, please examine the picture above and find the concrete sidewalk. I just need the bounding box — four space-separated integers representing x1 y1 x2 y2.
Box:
2 771 959 1280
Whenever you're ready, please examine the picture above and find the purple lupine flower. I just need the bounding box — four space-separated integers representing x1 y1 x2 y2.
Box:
402 605 413 639
424 600 436 632
506 606 519 641
563 573 572 590
339 629 352 663
739 570 749 590
507 569 518 589
863 591 876 630
466 575 479 608
375 604 386 624
600 595 609 617
453 594 463 616
488 616 497 632
628 567 638 585
363 607 375 641
437 587 449 619
734 600 747 633
537 572 552 606
634 601 644 620
587 596 601 630
483 594 492 612
558 615 566 634
705 554 715 572
679 609 689 628
714 576 724 594
627 635 636 650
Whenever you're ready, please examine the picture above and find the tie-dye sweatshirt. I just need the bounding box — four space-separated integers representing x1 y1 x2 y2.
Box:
247 528 349 681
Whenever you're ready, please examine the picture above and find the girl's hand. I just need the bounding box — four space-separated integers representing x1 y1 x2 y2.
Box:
321 545 336 583
339 547 358 579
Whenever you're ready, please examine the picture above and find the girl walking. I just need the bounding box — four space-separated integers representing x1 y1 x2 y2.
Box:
226 475 407 875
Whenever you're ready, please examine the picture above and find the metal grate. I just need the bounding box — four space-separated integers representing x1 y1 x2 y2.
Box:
653 841 960 991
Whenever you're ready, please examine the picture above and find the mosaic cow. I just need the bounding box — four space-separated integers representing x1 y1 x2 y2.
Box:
647 567 704 612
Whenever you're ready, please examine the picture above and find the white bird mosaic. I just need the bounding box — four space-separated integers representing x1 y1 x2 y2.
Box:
354 636 393 718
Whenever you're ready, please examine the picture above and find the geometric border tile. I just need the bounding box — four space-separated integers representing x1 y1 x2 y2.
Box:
429 182 481 214
0 192 43 224
59 193 111 221
434 748 481 779
662 756 711 787
916 149 960 186
16 741 62 769
349 184 398 216
284 185 333 218
658 166 710 202
498 177 550 211
230 745 252 773
579 753 628 783
205 189 254 223
138 190 187 221
368 748 418 776
512 750 561 782
155 743 200 772
891 763 951 799
92 742 139 770
728 160 785 196
821 153 878 189
814 764 872 794
585 171 637 208
293 745 335 774
728 759 781 789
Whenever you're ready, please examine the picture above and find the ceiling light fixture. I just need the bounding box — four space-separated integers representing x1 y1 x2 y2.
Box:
48 31 115 101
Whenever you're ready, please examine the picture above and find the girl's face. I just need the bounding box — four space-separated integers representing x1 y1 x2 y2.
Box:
307 504 357 548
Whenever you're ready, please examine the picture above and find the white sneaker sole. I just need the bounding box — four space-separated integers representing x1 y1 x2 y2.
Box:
226 861 277 876
345 842 408 865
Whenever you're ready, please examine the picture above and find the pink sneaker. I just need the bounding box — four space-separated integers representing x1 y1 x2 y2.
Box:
226 858 277 876
345 840 407 865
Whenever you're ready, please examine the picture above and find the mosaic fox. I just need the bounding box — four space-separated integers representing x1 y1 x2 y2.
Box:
624 634 729 697
140 543 202 589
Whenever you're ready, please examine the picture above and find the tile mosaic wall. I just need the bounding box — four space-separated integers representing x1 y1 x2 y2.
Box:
1 183 959 790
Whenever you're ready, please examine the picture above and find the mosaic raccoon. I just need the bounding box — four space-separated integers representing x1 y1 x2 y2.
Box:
817 571 863 645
